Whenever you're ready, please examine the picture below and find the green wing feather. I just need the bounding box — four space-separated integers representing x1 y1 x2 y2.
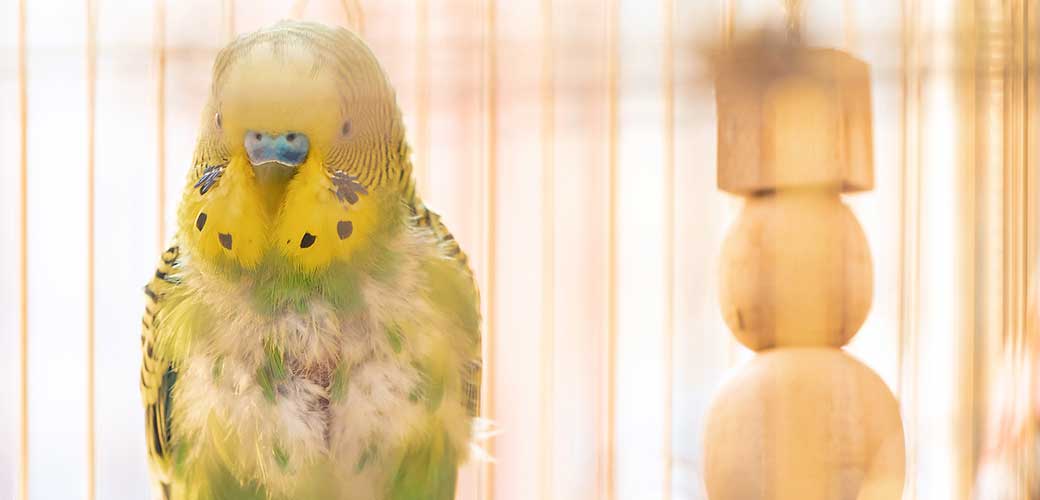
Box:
141 246 182 499
396 200 483 500
410 198 482 418
389 426 459 500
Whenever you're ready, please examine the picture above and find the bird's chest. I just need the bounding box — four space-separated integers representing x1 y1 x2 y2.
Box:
174 297 425 495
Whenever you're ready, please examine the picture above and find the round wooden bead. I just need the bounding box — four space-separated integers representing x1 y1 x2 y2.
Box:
719 191 872 350
704 348 905 500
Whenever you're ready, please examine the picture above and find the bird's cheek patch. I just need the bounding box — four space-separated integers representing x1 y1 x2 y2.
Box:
183 158 269 268
337 220 353 240
273 161 376 272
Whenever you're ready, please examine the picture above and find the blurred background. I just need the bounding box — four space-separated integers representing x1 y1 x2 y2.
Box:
0 0 1038 499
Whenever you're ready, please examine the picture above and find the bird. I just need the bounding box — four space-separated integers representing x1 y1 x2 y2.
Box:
140 20 482 500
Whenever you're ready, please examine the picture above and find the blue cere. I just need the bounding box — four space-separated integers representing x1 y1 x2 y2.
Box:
245 130 310 167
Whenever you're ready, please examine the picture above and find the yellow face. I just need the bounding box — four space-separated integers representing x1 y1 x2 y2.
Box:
219 43 346 162
178 22 408 273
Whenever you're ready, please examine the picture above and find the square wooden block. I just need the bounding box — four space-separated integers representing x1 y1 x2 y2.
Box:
715 44 874 194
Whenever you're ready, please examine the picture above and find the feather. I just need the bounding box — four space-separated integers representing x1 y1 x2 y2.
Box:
144 20 482 499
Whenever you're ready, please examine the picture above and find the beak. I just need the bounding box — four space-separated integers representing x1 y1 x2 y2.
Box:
244 130 310 168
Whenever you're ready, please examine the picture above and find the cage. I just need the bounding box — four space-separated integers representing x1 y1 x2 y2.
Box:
0 0 1038 499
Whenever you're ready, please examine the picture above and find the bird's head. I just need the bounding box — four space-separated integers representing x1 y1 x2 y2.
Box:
179 21 412 272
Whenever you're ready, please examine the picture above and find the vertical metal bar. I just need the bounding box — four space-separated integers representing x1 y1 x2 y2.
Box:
17 0 29 497
721 0 735 47
1023 5 1037 491
339 0 366 35
223 0 235 41
954 0 979 494
783 0 804 37
290 0 309 19
1001 0 1017 367
155 0 166 252
1006 0 1033 489
984 0 1035 490
661 0 675 498
842 0 856 51
415 0 431 196
720 0 738 368
1013 0 1029 355
1024 0 1035 309
539 0 555 498
601 0 619 498
973 0 1006 486
898 0 922 496
85 0 98 498
1025 0 1038 313
354 0 366 35
339 0 354 30
480 1 498 498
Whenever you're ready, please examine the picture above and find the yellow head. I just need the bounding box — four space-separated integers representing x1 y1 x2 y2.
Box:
178 21 412 272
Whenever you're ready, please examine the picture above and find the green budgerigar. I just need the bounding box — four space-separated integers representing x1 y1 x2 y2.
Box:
140 21 481 500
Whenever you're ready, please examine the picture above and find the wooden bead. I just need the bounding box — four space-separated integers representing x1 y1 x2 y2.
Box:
704 348 905 500
719 191 872 349
716 43 873 194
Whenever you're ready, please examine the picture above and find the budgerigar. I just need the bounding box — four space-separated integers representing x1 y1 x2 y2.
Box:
140 21 481 500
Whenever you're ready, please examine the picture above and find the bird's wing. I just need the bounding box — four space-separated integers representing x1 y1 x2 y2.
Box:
385 203 481 500
390 428 460 500
141 245 182 500
412 201 482 418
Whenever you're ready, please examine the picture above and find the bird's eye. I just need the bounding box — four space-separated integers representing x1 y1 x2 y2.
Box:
341 120 351 138
214 112 222 130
